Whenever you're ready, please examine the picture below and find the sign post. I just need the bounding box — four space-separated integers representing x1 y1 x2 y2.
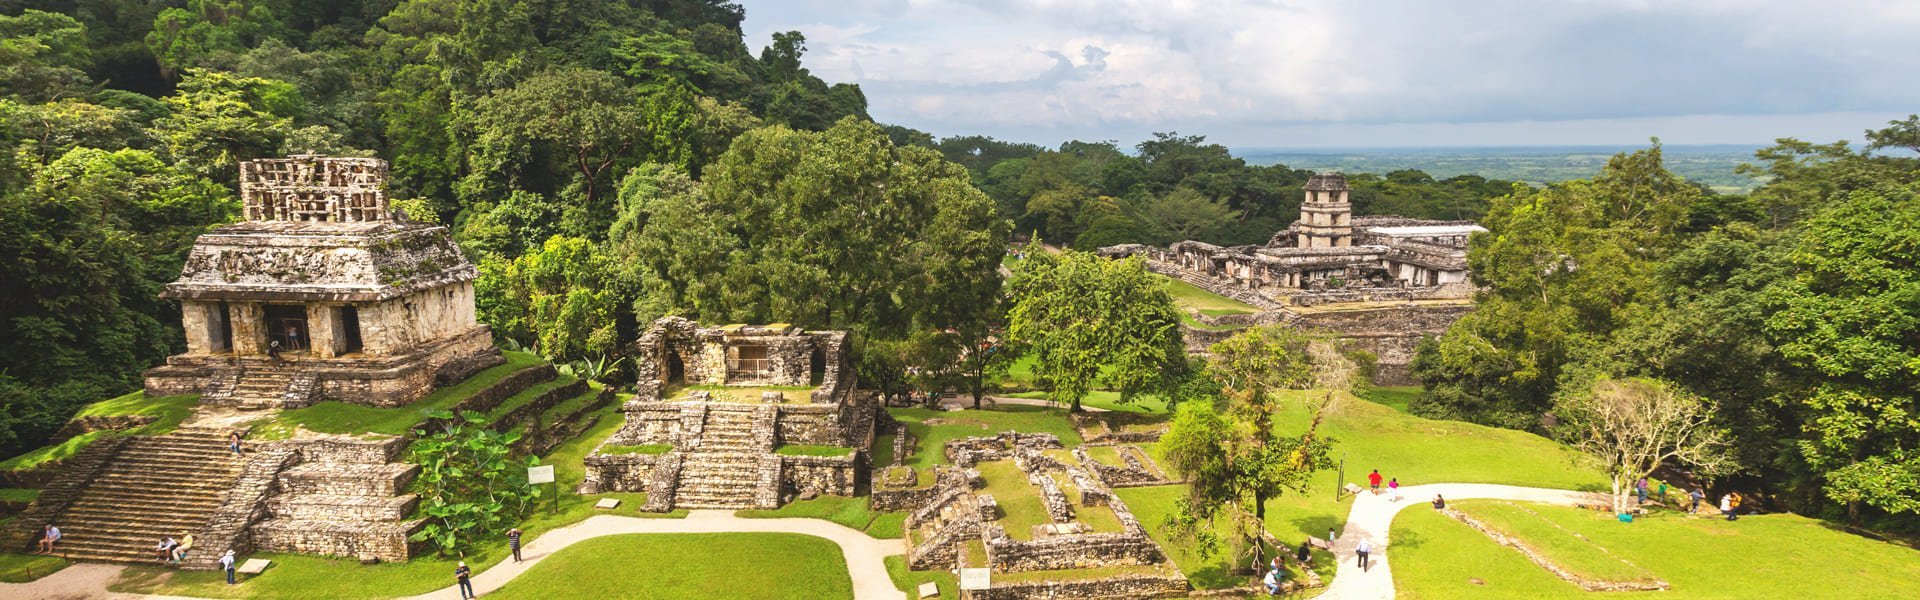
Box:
527 464 557 514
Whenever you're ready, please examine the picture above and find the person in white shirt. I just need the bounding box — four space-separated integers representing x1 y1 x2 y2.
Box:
37 524 60 554
1356 538 1374 571
155 537 177 562
220 550 237 585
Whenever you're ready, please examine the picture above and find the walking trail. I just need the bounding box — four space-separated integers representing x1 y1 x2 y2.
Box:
6 483 1601 600
1319 482 1605 599
403 511 905 600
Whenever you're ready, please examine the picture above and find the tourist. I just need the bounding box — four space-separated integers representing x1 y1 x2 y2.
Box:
36 523 60 554
1720 493 1736 522
286 325 302 351
155 537 177 563
1636 477 1649 503
173 533 194 563
229 431 243 456
1432 494 1446 509
1327 526 1337 542
455 561 475 599
1296 539 1311 563
1689 487 1704 514
507 527 523 562
220 550 237 585
1368 469 1383 494
1263 566 1282 595
1356 538 1373 571
267 339 283 364
1730 492 1744 520
1388 477 1401 502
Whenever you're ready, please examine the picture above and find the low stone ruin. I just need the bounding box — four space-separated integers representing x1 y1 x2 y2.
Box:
583 319 874 511
902 432 1187 598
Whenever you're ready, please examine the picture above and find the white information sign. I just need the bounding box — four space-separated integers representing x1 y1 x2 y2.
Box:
958 568 992 590
527 464 555 485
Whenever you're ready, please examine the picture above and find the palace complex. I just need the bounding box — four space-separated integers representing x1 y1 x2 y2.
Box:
1102 172 1482 383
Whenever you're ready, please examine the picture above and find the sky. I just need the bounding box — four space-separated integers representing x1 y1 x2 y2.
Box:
737 0 1920 149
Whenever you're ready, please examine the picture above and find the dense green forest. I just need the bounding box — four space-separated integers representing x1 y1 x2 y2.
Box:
0 0 1910 535
1245 145 1761 193
1412 125 1920 531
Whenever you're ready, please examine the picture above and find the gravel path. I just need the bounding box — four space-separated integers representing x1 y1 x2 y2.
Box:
1320 483 1606 599
402 511 907 600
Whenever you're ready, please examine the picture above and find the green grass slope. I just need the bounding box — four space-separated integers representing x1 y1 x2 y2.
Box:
1392 501 1920 598
488 533 852 600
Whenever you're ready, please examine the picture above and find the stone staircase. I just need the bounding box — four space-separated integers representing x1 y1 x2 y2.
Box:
668 406 778 510
673 453 762 508
26 429 246 563
203 367 318 410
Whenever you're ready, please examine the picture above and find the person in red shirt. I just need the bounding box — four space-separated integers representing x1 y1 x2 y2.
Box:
1368 469 1383 494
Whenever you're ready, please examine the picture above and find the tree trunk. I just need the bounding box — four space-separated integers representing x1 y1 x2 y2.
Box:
1611 475 1626 515
1070 396 1083 413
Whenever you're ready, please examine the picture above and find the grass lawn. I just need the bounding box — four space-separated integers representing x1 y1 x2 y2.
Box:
0 488 38 503
1358 386 1421 414
977 460 1048 540
112 390 686 600
888 406 1084 477
1 391 200 471
256 351 546 439
1003 390 1168 413
737 495 906 539
488 533 850 600
1392 501 1920 598
1452 501 1657 584
1162 277 1259 315
886 555 956 600
600 443 671 455
0 552 69 583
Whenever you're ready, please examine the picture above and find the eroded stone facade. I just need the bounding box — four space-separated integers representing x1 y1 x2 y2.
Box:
144 155 498 410
584 319 873 511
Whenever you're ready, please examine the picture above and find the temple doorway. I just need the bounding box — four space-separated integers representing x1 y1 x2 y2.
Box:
340 306 363 354
265 305 309 351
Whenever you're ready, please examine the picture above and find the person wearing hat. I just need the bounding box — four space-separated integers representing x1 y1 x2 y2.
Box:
455 561 475 599
220 550 237 585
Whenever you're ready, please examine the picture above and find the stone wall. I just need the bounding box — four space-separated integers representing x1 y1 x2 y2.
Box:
1074 447 1175 488
578 452 662 494
252 437 424 563
181 448 297 571
1071 413 1169 446
963 571 1190 600
981 524 1165 572
781 453 858 498
945 432 1063 467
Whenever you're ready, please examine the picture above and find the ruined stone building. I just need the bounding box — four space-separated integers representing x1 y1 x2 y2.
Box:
582 318 876 511
1105 173 1482 306
1101 172 1483 384
143 156 500 409
3 156 509 569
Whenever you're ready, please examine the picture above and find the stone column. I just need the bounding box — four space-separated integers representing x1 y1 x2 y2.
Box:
230 302 267 356
307 304 339 358
182 301 215 354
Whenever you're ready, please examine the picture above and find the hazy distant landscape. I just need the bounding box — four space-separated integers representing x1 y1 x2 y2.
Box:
1240 144 1764 192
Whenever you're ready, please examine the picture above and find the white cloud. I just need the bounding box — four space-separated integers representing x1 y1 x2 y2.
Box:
739 0 1920 146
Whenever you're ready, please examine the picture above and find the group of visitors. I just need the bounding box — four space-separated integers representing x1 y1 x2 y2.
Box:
1261 543 1319 595
1367 469 1404 502
1721 491 1746 521
153 533 194 564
